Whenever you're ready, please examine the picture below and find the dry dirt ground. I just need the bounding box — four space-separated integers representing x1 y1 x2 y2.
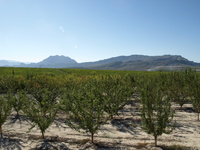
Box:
1 101 200 150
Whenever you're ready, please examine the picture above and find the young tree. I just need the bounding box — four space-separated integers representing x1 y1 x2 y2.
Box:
168 71 190 110
0 94 12 138
187 70 200 121
138 75 174 146
23 75 62 139
0 75 14 94
10 90 27 118
23 92 59 139
101 75 134 119
0 75 27 119
62 76 108 143
26 75 62 107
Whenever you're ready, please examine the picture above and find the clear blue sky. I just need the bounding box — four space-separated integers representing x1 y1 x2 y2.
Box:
0 0 200 63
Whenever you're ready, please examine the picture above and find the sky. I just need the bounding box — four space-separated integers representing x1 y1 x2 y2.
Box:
0 0 200 63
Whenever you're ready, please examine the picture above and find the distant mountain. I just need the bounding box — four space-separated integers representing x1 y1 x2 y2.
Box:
39 55 77 64
83 55 189 65
0 60 22 66
1 54 200 71
81 55 153 66
85 55 200 71
18 55 78 68
36 55 77 68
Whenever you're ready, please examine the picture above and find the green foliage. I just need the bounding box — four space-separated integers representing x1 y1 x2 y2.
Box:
168 71 190 109
0 76 9 94
0 94 12 138
187 70 200 121
2 66 200 147
138 75 174 146
62 77 108 143
10 90 27 118
101 75 135 119
0 75 27 94
23 95 59 139
23 75 62 139
26 75 63 107
0 67 66 76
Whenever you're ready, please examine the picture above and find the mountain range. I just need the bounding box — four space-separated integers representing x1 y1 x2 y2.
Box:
1 54 200 71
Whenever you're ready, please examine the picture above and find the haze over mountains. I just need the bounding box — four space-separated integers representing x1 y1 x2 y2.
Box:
1 54 200 71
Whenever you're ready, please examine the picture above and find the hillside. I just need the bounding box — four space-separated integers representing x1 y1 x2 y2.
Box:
81 55 200 71
1 54 200 71
0 60 23 66
18 55 78 68
36 55 77 68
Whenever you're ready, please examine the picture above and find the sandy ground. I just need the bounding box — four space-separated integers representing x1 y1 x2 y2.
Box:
1 101 200 150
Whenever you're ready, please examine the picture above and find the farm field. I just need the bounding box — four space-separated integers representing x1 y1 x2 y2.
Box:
2 102 200 150
0 67 200 150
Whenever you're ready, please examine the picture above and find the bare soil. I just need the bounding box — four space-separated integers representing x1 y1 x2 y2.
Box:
1 101 200 150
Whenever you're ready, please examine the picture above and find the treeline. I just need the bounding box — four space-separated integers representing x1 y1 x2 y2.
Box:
0 68 200 147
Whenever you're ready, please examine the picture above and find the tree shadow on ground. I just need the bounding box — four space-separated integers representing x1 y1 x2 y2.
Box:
54 118 68 130
7 114 31 128
174 106 195 113
111 117 142 136
183 107 195 113
0 137 24 150
80 141 121 150
33 139 70 150
159 144 191 150
173 120 198 136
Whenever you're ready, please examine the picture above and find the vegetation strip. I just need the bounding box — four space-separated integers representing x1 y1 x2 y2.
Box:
0 67 199 149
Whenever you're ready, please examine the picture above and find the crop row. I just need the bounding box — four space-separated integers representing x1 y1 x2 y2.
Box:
0 68 200 147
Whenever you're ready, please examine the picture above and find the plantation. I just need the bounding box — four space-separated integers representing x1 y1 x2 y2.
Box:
0 67 200 149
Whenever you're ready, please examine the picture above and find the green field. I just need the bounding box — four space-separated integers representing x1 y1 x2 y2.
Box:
0 66 200 148
0 66 164 77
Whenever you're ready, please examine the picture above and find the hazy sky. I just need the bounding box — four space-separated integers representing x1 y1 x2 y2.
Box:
0 0 200 63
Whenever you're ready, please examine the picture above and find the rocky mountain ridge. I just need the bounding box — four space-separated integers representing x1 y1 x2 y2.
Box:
1 54 200 71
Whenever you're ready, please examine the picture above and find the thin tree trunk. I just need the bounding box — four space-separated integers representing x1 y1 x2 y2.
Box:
14 111 20 119
91 133 94 143
180 104 183 111
154 135 157 147
198 112 200 121
110 114 114 120
0 125 3 138
16 111 20 118
42 131 45 139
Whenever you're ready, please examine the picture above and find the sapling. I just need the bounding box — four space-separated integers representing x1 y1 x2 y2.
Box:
187 70 200 121
168 71 190 110
10 90 27 118
23 75 62 139
138 75 174 146
23 89 60 139
101 75 134 119
62 77 108 143
0 94 12 138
